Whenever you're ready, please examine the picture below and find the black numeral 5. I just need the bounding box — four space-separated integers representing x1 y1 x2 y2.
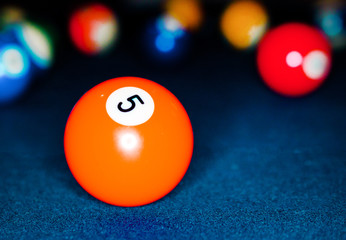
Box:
118 95 144 112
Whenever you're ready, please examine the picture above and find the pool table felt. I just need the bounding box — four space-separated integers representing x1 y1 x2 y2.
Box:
1 47 345 239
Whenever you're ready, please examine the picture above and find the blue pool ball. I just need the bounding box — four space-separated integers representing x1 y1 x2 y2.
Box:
0 22 53 78
0 41 32 104
315 2 346 49
143 14 189 63
155 32 175 52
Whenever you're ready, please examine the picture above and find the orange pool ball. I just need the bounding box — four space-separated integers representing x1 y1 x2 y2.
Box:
69 3 118 55
64 77 194 207
165 0 203 31
221 0 268 50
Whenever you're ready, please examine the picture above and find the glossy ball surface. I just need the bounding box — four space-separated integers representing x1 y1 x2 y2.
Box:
257 23 332 97
64 77 194 207
221 0 268 50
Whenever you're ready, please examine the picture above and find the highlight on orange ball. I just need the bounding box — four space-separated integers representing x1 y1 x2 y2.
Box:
164 0 203 31
221 0 268 50
69 3 119 55
64 77 194 207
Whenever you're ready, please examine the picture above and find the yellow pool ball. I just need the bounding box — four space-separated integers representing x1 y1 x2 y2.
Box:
0 6 25 27
221 0 268 50
165 0 203 31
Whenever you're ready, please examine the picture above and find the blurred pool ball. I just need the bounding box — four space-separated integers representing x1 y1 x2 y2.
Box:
221 0 268 50
0 6 25 27
143 14 190 63
257 23 332 97
69 4 119 55
165 0 203 31
0 7 53 73
315 0 346 49
0 39 32 104
64 77 194 207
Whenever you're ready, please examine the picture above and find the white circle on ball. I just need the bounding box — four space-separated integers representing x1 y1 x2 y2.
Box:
106 87 155 126
2 48 25 75
302 50 329 80
286 51 303 68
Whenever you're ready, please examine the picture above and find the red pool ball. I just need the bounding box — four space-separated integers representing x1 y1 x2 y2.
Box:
64 77 194 207
257 23 332 97
69 3 118 55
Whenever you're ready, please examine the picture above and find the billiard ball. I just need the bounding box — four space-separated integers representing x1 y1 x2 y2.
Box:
0 8 53 73
12 21 54 71
315 0 346 50
165 0 203 31
156 14 185 39
143 14 190 63
69 3 119 55
221 0 268 50
64 77 194 207
0 41 32 104
257 23 332 97
0 6 25 27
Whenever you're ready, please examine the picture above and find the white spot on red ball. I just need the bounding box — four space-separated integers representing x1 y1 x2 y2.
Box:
286 51 303 68
302 50 329 80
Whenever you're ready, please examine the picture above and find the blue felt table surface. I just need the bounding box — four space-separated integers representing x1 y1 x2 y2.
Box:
0 49 345 239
